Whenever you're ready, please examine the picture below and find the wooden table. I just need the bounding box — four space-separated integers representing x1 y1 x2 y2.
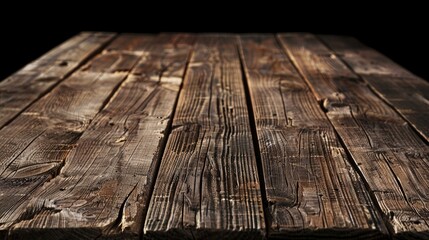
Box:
0 33 428 239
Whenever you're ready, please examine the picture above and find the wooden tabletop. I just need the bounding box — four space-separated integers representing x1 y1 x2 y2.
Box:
0 33 428 239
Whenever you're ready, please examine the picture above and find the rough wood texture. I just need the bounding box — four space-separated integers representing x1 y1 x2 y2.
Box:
2 34 193 239
279 33 429 239
321 35 429 143
144 35 265 239
0 71 127 225
239 35 387 239
0 32 115 129
1 32 429 239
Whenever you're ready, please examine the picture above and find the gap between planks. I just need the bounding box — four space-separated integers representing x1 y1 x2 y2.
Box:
137 35 195 238
237 40 271 238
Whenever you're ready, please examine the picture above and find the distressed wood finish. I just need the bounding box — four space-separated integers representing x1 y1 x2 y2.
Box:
0 34 141 235
3 35 193 239
279 33 429 239
1 32 429 239
321 35 429 143
239 35 386 239
0 70 127 231
144 35 265 239
0 32 115 128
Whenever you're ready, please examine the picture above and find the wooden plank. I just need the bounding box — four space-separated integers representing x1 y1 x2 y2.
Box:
0 34 146 235
239 35 386 239
279 33 429 239
0 71 127 230
106 33 155 52
321 35 429 143
5 34 194 239
81 34 154 73
144 35 265 239
317 36 413 77
0 32 116 128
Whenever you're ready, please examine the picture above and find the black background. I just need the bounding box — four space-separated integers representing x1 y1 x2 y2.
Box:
0 5 427 81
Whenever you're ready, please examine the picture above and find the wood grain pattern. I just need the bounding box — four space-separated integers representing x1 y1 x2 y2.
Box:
5 34 194 239
0 32 115 128
321 35 429 143
0 34 140 235
1 33 428 239
0 71 127 232
279 33 429 239
144 35 265 239
239 35 386 239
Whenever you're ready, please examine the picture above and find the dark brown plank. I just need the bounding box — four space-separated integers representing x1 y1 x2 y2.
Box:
106 34 155 52
279 33 429 239
144 35 265 239
0 32 115 128
0 71 127 231
5 34 194 239
321 35 429 143
0 34 146 236
239 35 386 239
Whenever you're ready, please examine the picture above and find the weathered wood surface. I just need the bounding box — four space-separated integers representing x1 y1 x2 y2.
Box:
239 35 387 239
2 34 193 239
321 35 429 143
144 35 265 239
279 33 429 239
0 70 127 230
1 32 429 239
0 32 115 129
